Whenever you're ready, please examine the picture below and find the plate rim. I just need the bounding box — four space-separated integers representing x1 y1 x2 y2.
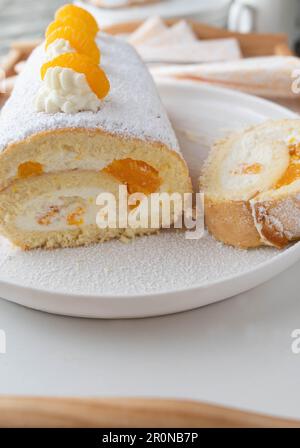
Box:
156 78 299 118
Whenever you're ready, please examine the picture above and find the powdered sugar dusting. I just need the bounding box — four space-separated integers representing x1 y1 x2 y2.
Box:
0 34 179 153
0 232 280 296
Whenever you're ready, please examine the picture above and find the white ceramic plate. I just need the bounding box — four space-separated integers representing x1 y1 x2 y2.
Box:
0 80 298 318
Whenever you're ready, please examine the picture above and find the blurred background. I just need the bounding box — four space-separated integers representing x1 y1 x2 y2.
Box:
0 0 64 56
1 0 300 56
1 0 300 111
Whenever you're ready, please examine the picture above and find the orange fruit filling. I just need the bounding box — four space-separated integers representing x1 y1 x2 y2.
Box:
67 207 85 226
276 158 300 188
41 53 110 100
38 206 60 226
46 26 100 64
232 163 262 176
55 4 99 36
276 144 300 189
289 143 300 157
18 161 44 179
103 159 161 195
241 163 262 175
46 17 97 39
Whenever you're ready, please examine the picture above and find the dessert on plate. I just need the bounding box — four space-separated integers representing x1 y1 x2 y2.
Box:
0 4 192 250
201 120 300 249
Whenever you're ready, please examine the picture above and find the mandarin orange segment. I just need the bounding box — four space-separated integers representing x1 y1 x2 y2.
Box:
103 159 161 195
41 53 110 100
18 161 44 179
46 26 100 64
46 17 96 39
275 144 300 189
55 4 99 36
276 162 300 188
276 157 300 189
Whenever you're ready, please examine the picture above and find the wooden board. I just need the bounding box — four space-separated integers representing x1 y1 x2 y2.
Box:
0 397 299 428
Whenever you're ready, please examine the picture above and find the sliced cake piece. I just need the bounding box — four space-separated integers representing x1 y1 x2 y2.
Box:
201 120 300 249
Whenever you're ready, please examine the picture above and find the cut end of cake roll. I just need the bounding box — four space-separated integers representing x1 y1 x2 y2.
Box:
201 119 300 249
0 32 192 250
0 129 191 249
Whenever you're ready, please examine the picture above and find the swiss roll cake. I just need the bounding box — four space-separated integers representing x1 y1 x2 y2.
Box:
0 4 192 250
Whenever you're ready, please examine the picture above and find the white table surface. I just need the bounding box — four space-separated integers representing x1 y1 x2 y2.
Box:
0 258 300 421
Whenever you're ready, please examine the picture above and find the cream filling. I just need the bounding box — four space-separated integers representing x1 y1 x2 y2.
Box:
7 156 108 187
35 66 101 114
45 39 75 61
219 135 289 201
43 154 109 172
15 188 102 232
